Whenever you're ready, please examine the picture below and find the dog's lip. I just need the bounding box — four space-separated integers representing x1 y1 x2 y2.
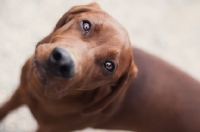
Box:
32 59 47 85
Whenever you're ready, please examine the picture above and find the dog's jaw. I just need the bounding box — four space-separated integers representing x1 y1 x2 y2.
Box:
32 57 47 86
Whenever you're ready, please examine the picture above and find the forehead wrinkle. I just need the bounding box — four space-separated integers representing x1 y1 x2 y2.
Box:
98 11 108 27
91 45 120 60
104 15 130 47
81 11 127 44
82 11 108 29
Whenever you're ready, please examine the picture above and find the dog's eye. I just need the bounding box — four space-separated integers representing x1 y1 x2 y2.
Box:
82 20 91 32
104 61 115 72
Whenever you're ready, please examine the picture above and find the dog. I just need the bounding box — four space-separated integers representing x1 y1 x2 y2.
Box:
0 3 200 132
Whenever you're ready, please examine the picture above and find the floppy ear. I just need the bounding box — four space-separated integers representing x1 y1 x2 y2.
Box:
82 59 138 115
87 2 101 9
36 2 101 46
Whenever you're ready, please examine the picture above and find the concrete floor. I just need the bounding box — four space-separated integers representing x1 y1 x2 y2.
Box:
0 0 200 131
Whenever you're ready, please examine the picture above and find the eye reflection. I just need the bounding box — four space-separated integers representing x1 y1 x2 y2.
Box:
82 20 91 32
104 61 115 72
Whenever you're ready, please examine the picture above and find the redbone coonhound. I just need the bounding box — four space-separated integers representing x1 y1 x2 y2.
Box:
0 3 200 132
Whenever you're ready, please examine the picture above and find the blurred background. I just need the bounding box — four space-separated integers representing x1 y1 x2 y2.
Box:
0 0 199 132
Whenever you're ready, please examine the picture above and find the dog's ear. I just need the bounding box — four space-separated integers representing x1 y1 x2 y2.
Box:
37 3 101 46
82 59 138 115
87 2 101 9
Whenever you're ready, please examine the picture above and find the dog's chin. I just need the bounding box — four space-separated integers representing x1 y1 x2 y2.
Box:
44 89 64 99
34 73 69 99
44 84 72 99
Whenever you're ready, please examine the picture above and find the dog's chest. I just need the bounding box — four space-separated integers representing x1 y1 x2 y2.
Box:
24 93 106 130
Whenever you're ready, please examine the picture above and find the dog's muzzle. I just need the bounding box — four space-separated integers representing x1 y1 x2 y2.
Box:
49 47 75 78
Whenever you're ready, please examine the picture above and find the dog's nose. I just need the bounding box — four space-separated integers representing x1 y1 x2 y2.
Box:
49 47 75 78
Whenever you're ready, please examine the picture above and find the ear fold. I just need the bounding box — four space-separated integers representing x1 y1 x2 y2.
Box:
130 59 138 78
87 2 101 9
82 60 138 115
36 2 101 46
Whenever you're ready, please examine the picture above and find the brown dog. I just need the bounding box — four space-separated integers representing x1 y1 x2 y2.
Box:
1 3 200 132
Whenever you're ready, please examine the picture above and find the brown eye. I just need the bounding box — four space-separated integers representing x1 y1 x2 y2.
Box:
104 61 115 72
82 20 91 32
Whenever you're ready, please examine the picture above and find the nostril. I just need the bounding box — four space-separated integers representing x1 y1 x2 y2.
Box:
59 65 68 74
53 51 62 61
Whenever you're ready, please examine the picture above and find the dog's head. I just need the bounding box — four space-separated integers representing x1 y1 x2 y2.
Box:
33 3 137 102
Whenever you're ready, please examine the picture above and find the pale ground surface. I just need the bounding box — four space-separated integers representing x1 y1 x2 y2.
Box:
0 0 200 132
